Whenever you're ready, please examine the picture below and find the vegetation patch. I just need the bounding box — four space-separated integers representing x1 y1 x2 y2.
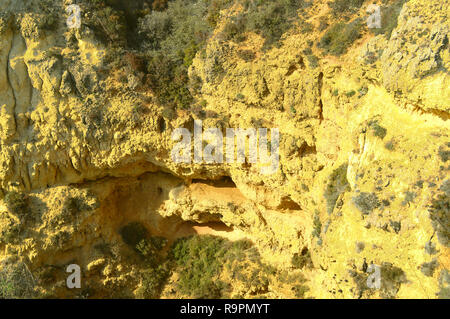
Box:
328 0 365 16
424 241 437 255
170 235 238 298
352 192 380 215
312 210 322 238
345 90 356 97
62 193 98 216
324 163 350 214
349 262 407 299
379 262 407 299
319 19 363 55
0 260 36 299
137 262 171 299
0 213 21 244
385 140 395 151
401 191 416 206
420 259 438 277
222 0 311 50
307 54 319 68
138 1 213 108
120 222 149 247
237 49 256 62
429 180 450 246
438 145 450 162
4 191 29 220
136 236 168 266
438 269 450 299
168 235 308 298
291 247 313 269
368 120 387 139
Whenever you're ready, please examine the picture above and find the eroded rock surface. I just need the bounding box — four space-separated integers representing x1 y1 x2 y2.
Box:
0 0 448 299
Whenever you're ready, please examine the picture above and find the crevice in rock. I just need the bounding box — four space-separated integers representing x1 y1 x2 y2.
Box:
285 64 298 76
318 72 324 122
191 175 237 188
277 196 302 210
299 142 317 157
408 104 450 121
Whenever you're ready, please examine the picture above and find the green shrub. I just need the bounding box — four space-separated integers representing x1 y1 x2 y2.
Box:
4 191 29 219
237 49 256 62
222 15 247 42
328 0 365 15
307 54 319 68
134 0 312 108
0 213 20 244
169 235 311 298
290 105 296 114
236 93 245 100
145 54 194 109
62 193 98 216
345 90 356 97
206 0 234 27
389 220 401 233
420 259 438 277
351 262 406 299
429 180 449 246
82 0 165 47
379 262 407 299
170 235 229 298
424 241 437 255
291 247 313 269
356 241 365 253
0 261 36 299
385 140 395 151
437 270 450 299
138 10 172 51
401 191 416 206
151 0 170 11
352 192 380 215
324 164 350 214
368 120 387 139
170 235 273 298
136 236 168 266
312 211 322 238
139 0 229 109
119 222 149 247
438 145 450 162
223 0 310 50
293 284 309 298
137 262 171 299
319 19 363 55
85 5 129 46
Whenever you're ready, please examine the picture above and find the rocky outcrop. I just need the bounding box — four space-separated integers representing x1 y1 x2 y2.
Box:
0 0 448 299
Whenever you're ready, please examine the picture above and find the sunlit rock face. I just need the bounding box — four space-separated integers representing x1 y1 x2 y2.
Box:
0 0 448 299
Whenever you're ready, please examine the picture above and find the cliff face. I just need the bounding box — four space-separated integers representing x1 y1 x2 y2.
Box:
0 0 448 299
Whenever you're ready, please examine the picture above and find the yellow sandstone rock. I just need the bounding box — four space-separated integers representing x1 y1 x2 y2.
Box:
0 0 448 299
